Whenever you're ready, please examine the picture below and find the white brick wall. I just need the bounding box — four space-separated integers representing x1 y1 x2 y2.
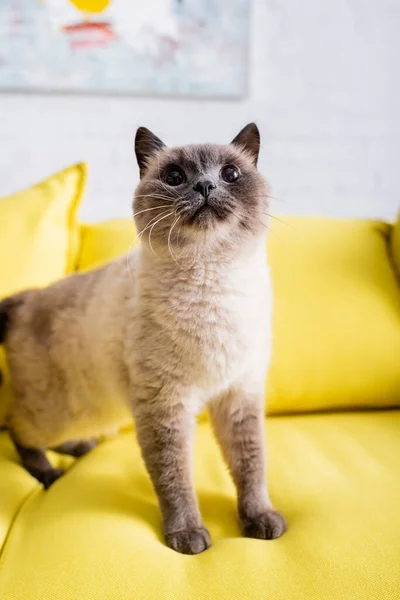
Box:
0 0 398 223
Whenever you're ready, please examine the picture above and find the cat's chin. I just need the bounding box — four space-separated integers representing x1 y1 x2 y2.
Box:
186 205 222 228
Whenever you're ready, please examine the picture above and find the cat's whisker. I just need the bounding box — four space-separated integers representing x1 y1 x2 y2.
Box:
177 215 185 236
126 210 173 280
244 193 290 205
258 219 273 234
134 194 174 201
230 208 272 235
167 214 182 268
261 212 292 227
229 209 245 223
267 194 290 204
137 210 169 235
147 211 174 256
148 223 160 257
133 205 172 219
228 197 293 234
137 210 173 241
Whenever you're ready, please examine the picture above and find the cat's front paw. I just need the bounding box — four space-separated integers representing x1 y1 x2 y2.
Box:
165 526 211 555
242 509 287 540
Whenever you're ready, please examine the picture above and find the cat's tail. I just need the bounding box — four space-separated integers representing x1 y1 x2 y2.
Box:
0 298 12 344
0 296 22 429
0 295 27 428
0 297 16 344
0 295 25 344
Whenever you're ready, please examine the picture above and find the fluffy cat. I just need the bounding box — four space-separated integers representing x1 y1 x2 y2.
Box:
0 124 286 554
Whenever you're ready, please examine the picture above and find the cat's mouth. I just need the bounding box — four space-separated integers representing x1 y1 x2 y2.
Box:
186 201 227 227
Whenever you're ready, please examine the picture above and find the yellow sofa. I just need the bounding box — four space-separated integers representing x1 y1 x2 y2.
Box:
0 167 399 599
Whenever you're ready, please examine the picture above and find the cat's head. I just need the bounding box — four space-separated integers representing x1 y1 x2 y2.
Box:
133 124 269 258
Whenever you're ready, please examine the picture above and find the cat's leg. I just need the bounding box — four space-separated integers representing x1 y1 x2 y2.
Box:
12 438 63 489
209 384 286 540
53 439 97 457
133 398 210 555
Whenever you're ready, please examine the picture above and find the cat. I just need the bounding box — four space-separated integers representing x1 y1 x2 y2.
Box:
0 123 286 554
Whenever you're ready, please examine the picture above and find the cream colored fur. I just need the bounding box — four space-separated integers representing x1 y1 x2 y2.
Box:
6 240 270 446
1 124 286 554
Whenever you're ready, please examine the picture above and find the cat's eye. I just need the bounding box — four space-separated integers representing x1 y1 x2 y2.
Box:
221 165 240 183
164 166 186 186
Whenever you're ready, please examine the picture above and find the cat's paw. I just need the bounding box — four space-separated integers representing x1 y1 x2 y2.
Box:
242 510 287 540
39 468 64 490
165 527 211 555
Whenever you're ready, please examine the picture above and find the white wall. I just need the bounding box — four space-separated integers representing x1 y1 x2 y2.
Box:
0 0 398 223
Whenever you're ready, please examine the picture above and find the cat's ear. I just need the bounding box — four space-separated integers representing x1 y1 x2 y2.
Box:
135 127 166 178
231 123 260 166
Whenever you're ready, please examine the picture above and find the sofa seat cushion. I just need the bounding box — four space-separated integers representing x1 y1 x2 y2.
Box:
0 410 399 599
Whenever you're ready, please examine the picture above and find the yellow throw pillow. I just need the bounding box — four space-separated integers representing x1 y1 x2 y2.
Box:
390 210 400 277
267 217 400 414
77 219 137 272
0 163 86 298
0 163 87 422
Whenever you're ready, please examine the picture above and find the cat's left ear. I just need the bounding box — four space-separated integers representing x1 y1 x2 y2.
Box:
231 123 260 166
135 127 166 178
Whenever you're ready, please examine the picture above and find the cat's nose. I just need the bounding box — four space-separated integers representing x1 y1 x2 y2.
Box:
193 180 216 200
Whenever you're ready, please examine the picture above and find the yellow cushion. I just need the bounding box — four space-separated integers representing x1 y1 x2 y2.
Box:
77 219 137 272
0 163 86 297
0 164 86 422
390 211 400 277
0 411 399 599
77 216 400 414
267 217 400 414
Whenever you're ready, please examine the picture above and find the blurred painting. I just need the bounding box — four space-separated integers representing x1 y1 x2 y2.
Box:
0 0 250 97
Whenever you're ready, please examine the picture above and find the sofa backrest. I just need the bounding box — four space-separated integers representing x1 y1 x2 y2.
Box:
76 216 400 416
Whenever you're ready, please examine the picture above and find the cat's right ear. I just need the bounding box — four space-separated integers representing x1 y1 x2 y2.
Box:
135 127 166 178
